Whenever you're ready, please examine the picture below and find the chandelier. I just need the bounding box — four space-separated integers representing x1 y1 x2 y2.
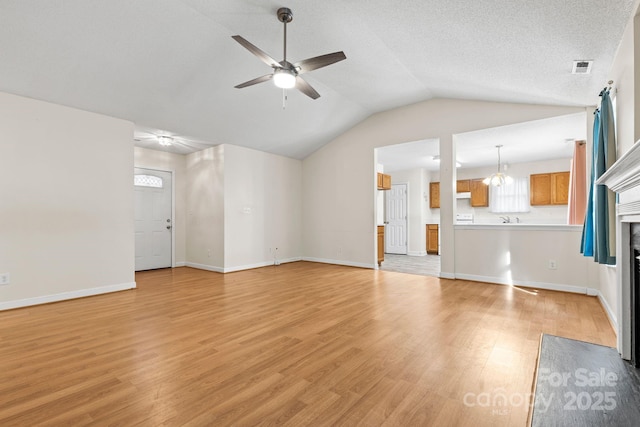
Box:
483 145 513 187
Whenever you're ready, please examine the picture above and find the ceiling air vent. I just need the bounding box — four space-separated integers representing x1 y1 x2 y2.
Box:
572 60 593 74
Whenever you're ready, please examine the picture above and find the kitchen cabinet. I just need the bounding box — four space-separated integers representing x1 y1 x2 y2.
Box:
470 179 489 207
377 225 385 266
377 173 392 190
530 171 570 205
429 182 440 208
456 179 471 193
430 180 488 208
426 224 439 255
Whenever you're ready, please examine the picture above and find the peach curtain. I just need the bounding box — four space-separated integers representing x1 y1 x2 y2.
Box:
568 140 587 225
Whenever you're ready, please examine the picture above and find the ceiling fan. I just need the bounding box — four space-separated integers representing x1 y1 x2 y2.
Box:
232 7 346 99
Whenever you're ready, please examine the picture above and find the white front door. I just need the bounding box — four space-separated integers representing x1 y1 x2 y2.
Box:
385 183 407 254
134 168 172 271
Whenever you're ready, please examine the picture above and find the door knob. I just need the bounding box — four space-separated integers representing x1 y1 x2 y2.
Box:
166 225 172 230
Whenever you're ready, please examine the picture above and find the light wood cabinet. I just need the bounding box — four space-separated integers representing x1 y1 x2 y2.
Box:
377 225 385 266
530 171 570 205
431 179 488 208
429 182 440 208
377 173 392 190
426 224 439 255
470 179 489 207
456 179 471 193
551 172 570 205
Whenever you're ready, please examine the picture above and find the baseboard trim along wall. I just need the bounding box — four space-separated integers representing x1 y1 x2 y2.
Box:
187 258 302 274
302 257 377 270
223 257 302 273
407 251 428 256
0 281 137 311
454 273 591 294
174 262 186 267
596 291 618 335
185 262 224 273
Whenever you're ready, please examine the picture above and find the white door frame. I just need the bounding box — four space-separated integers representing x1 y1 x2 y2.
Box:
134 167 175 268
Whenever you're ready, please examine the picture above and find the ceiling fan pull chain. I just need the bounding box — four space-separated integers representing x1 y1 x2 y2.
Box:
282 89 287 109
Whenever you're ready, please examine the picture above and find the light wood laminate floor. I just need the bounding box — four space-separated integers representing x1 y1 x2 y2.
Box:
0 262 615 426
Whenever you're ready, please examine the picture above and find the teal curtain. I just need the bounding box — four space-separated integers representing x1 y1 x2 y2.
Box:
580 110 598 256
581 89 616 265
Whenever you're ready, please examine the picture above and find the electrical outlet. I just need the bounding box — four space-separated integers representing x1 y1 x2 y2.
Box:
0 273 9 285
548 260 557 270
207 249 212 258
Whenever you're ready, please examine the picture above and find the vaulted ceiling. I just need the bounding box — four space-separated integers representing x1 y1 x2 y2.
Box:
0 1 635 159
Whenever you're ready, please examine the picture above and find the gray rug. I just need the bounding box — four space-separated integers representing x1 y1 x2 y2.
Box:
530 334 640 426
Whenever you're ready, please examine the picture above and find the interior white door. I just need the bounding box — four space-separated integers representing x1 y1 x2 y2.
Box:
134 168 172 271
385 183 407 254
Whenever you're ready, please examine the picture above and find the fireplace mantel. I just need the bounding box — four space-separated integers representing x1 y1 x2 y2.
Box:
597 140 640 192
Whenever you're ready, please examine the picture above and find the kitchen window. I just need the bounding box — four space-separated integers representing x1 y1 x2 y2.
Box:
490 177 530 213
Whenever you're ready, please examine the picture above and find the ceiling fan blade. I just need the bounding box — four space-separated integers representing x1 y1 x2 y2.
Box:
295 76 320 99
294 51 346 74
231 35 280 68
235 74 273 89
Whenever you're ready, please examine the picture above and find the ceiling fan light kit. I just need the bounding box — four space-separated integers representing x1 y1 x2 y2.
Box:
232 7 346 100
273 69 296 89
157 135 173 146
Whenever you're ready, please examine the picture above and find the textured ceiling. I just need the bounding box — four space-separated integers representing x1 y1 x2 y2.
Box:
0 0 635 159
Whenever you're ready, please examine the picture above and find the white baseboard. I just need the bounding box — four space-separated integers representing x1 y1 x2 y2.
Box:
0 281 136 311
185 262 224 273
439 272 455 279
174 262 186 267
596 291 618 334
407 251 427 256
223 257 302 273
187 258 302 274
454 273 592 295
302 257 376 270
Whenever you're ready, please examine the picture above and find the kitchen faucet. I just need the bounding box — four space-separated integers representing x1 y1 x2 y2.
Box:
500 216 511 223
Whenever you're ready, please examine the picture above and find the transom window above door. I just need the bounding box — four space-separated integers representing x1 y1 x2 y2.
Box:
134 174 163 188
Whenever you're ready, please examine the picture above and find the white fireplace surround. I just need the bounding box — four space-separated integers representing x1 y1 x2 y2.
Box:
597 140 640 359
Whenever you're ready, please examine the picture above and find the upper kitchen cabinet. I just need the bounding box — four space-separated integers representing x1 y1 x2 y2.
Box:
430 179 488 208
377 173 392 190
470 179 489 207
429 182 440 208
456 179 471 193
530 171 570 205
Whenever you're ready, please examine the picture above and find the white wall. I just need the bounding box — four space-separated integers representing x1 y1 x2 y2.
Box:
134 147 187 265
454 226 601 293
0 92 135 310
186 145 225 271
388 168 426 255
223 144 302 271
302 98 585 274
596 11 640 328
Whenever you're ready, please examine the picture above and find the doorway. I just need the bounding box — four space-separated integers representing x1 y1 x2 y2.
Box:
134 167 173 271
385 183 408 254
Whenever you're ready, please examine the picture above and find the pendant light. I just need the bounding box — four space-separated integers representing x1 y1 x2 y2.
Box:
483 145 513 187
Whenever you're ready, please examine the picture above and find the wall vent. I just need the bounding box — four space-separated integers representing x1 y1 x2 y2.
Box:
572 60 593 74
